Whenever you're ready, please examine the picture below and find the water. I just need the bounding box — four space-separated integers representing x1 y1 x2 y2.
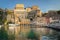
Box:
40 28 60 40
8 24 60 40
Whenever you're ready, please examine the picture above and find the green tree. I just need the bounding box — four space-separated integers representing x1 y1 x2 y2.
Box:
3 8 8 31
0 27 8 40
9 34 15 40
57 10 60 14
0 8 3 24
27 30 38 40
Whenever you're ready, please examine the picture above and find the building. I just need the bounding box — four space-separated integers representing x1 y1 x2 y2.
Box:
32 6 42 17
32 17 49 26
14 4 30 24
26 7 32 12
32 6 39 10
43 10 60 23
15 4 24 10
46 10 60 20
7 9 14 23
36 10 42 17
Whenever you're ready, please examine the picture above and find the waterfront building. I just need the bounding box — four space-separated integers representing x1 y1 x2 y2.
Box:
32 6 39 10
7 9 14 23
36 10 42 17
34 17 49 26
14 4 30 24
13 4 31 36
26 7 32 12
32 6 42 17
46 10 60 20
15 4 24 10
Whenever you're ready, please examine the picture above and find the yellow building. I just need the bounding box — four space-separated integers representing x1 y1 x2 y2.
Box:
14 4 25 24
26 7 32 12
15 4 24 10
37 10 42 17
32 5 42 17
7 9 14 23
32 5 39 10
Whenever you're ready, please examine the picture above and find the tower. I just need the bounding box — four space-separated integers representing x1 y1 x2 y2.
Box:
26 7 32 12
32 6 39 10
14 4 26 24
15 4 24 10
37 10 42 17
32 5 42 17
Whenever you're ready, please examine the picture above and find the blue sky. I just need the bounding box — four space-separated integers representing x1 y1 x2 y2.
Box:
0 0 60 13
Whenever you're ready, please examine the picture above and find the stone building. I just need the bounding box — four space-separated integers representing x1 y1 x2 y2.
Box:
14 4 30 24
32 6 39 10
7 9 14 23
33 17 49 26
26 7 32 12
36 10 42 17
32 6 42 17
15 4 24 10
45 10 60 20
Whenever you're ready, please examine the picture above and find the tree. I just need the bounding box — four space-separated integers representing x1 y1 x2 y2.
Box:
0 8 3 24
9 34 15 40
57 10 60 14
27 29 38 40
0 27 8 40
3 8 8 30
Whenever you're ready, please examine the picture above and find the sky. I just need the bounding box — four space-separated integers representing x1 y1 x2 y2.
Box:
0 0 60 13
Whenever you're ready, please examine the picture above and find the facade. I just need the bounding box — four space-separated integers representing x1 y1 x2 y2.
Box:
38 17 48 25
32 6 39 10
43 10 60 24
14 4 30 24
33 17 49 26
47 10 60 20
26 7 32 12
7 10 14 23
36 10 42 17
32 6 42 17
15 4 24 10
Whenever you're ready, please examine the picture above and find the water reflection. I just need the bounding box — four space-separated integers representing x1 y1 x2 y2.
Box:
40 28 60 40
8 24 60 40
